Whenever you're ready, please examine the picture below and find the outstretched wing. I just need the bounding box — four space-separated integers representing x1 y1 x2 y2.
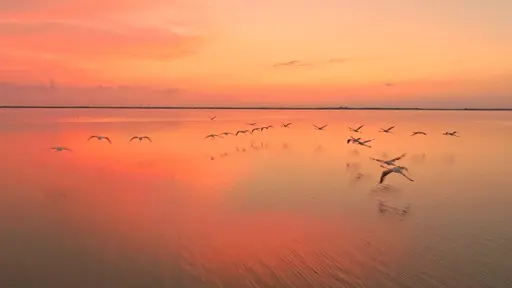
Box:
88 136 97 141
389 153 406 162
369 157 383 163
313 124 320 129
379 169 394 184
362 138 374 144
129 136 138 142
319 125 327 129
346 138 352 144
251 128 260 133
400 172 414 182
104 137 112 144
387 126 395 131
357 124 364 130
142 136 152 142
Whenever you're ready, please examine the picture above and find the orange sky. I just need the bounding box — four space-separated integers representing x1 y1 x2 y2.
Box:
0 0 511 107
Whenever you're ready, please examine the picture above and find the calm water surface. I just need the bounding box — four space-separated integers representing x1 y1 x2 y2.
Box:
1 109 512 288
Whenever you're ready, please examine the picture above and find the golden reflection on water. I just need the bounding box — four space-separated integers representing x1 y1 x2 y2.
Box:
1 109 512 287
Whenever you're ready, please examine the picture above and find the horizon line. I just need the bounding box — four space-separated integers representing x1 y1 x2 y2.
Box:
0 105 511 111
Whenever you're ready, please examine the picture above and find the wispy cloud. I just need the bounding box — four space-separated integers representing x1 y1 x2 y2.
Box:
0 21 200 61
273 57 354 68
272 60 314 68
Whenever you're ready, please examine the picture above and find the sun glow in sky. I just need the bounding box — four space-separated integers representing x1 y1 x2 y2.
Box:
0 0 511 107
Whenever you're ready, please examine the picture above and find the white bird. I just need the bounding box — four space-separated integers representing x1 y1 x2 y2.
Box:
443 131 459 137
129 136 152 143
379 165 414 184
50 147 72 152
379 126 395 133
370 153 406 166
349 124 364 133
313 124 327 130
88 135 112 144
411 131 427 136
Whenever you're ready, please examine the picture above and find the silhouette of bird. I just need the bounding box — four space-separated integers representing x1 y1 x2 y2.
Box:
354 138 374 148
380 166 414 184
281 123 292 128
261 125 273 130
235 130 249 136
411 131 427 136
443 131 460 137
251 127 261 134
247 123 257 126
313 124 327 130
379 126 395 133
50 147 72 152
347 136 361 144
209 116 216 121
205 134 223 139
370 153 406 166
349 125 364 133
220 132 235 137
88 135 112 144
129 136 152 143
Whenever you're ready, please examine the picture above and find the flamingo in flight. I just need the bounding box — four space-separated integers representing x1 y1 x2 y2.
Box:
50 147 72 152
349 124 364 133
370 153 406 166
235 130 249 136
88 135 112 144
205 134 223 139
443 131 460 137
411 131 427 136
313 124 327 131
129 136 152 143
379 126 395 133
379 165 414 184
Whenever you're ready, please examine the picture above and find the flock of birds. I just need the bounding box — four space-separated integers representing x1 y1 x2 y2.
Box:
50 116 460 214
201 119 460 186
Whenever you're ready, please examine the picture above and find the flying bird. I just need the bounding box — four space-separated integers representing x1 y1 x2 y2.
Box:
261 125 273 130
235 130 249 136
370 153 406 166
349 125 364 133
379 126 395 133
313 124 327 130
347 136 361 144
247 123 257 126
379 166 414 184
281 123 292 128
443 131 460 137
250 127 261 133
129 136 152 143
50 147 72 152
354 138 374 148
205 134 223 139
88 135 112 144
209 116 216 121
220 132 235 137
411 131 427 136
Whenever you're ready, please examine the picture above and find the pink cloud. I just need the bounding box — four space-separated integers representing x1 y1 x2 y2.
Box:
0 21 201 61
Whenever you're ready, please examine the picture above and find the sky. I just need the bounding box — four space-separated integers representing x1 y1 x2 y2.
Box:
0 0 511 107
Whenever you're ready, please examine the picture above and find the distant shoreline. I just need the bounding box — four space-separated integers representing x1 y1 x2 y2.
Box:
0 106 510 111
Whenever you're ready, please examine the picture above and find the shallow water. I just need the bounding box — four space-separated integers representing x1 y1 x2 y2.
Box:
1 109 511 288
